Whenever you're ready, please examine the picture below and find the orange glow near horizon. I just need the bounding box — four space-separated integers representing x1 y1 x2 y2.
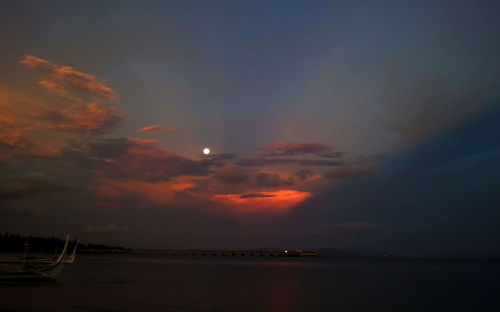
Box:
212 190 312 214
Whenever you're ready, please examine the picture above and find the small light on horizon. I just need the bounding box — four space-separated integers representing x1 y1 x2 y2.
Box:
203 147 210 155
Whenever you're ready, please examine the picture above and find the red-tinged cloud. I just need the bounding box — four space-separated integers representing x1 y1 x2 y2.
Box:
0 87 47 126
38 80 75 100
125 137 165 156
41 102 121 134
212 190 312 214
0 125 27 148
0 85 121 158
21 55 118 102
262 142 343 158
98 178 197 206
0 56 122 156
137 124 179 133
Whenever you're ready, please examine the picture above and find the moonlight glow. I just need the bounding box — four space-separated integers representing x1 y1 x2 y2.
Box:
203 148 210 155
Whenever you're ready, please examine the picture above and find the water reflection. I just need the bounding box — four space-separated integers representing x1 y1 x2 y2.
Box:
0 255 499 312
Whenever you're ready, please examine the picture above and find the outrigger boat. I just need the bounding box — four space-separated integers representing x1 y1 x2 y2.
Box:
0 235 70 283
0 236 79 266
64 238 79 264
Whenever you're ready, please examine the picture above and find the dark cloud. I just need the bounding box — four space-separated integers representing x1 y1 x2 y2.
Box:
236 157 344 167
214 164 249 183
294 169 315 181
298 159 344 167
41 102 122 135
0 173 68 202
382 70 498 143
240 193 276 198
324 166 378 179
204 153 237 162
253 172 294 188
355 154 386 163
94 139 212 180
261 142 344 158
63 138 236 182
86 138 132 159
285 107 500 255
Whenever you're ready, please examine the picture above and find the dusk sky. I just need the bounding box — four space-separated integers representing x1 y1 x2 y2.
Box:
1 0 499 256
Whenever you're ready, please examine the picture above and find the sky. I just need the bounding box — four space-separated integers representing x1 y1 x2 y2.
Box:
1 0 499 256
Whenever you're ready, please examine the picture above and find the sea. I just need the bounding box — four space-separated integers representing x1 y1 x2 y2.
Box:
1 254 499 312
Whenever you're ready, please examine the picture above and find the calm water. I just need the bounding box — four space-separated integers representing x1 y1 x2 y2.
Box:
1 255 499 311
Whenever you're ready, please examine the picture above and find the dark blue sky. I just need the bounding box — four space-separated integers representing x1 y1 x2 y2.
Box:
0 0 499 255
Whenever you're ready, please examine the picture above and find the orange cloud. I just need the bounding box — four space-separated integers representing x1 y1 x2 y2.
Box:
0 55 123 158
137 124 179 133
212 189 312 214
21 55 118 102
38 80 75 101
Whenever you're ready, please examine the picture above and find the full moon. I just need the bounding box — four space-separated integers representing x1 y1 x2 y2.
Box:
203 147 210 155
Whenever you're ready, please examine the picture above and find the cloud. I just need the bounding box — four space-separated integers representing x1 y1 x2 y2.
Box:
0 56 123 160
381 70 498 143
355 154 386 163
120 138 216 179
59 137 235 185
41 102 122 134
214 164 249 183
38 80 75 100
137 124 179 133
97 178 197 206
261 142 343 158
253 172 295 187
212 190 312 214
21 55 118 102
324 165 377 179
0 87 48 150
205 153 237 163
236 157 344 167
0 173 67 202
294 169 315 181
0 125 28 149
239 193 276 198
84 222 130 233
76 137 218 181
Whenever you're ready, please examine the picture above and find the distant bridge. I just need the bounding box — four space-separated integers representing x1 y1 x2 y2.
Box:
79 249 320 257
